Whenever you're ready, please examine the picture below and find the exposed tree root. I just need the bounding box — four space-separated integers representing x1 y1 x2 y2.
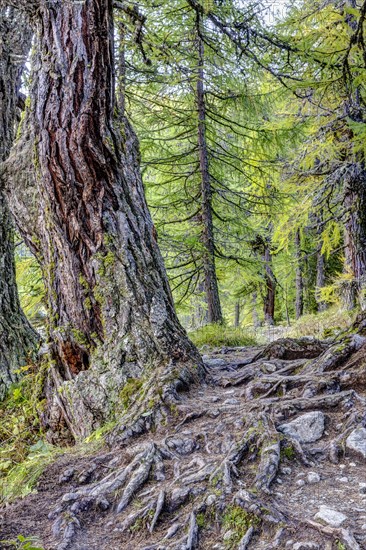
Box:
2 330 366 549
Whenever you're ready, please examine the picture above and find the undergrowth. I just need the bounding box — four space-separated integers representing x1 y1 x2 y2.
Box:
287 307 357 340
222 505 261 548
188 324 257 349
0 362 46 477
0 534 44 550
0 359 117 504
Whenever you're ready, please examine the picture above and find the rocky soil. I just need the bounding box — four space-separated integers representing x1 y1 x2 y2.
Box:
1 336 366 550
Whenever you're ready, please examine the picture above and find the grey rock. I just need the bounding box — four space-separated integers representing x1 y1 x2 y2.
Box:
165 437 196 455
281 467 292 475
314 506 347 527
169 487 193 511
336 476 349 483
296 479 305 487
206 494 217 506
278 411 325 443
61 492 78 502
307 472 320 484
224 398 240 405
346 427 366 459
293 543 320 550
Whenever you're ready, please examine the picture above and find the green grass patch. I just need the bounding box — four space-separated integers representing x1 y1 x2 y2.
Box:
287 307 356 340
0 440 62 504
189 324 257 349
222 505 260 548
0 534 44 549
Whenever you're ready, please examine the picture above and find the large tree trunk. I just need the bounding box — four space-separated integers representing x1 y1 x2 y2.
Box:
0 7 38 399
13 0 203 442
295 228 304 319
195 13 223 324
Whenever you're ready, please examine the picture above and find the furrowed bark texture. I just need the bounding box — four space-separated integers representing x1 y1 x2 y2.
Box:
196 13 223 324
0 7 37 399
24 0 202 440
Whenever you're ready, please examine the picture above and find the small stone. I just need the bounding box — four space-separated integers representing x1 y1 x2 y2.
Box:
281 467 292 475
296 479 305 487
210 396 220 403
361 524 366 530
224 398 239 405
349 462 356 467
314 506 347 527
346 427 366 459
307 472 320 484
62 492 78 502
276 477 283 484
339 464 346 469
206 494 216 506
293 543 320 550
278 411 325 443
336 476 349 483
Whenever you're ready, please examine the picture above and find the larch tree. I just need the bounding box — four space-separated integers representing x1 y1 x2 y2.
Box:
4 0 204 443
0 6 38 399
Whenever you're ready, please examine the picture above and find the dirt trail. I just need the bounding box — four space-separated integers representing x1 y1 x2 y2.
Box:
1 339 366 550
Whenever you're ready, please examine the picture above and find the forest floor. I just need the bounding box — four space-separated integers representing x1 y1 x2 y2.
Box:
1 337 366 550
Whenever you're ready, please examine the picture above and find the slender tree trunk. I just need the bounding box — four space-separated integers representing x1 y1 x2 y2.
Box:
195 13 223 324
234 301 240 327
196 280 208 327
263 242 276 325
343 166 366 309
315 241 327 312
252 292 260 327
13 0 203 441
295 228 304 320
0 8 37 399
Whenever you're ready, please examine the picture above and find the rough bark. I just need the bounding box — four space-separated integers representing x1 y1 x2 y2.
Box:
0 7 38 399
195 12 223 325
295 228 304 319
10 0 203 441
